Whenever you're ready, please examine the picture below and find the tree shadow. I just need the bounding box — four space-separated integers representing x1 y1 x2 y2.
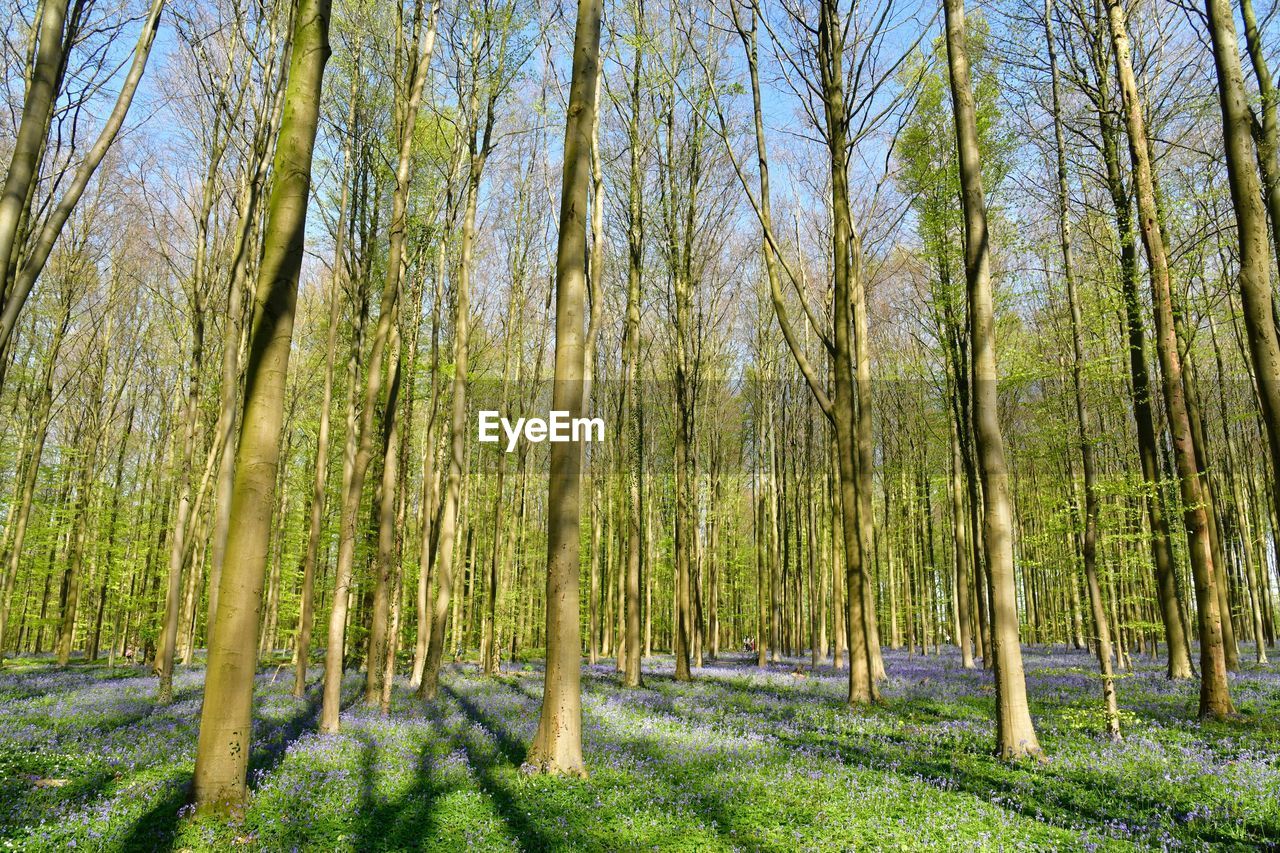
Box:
0 678 208 842
341 726 444 851
629 670 1280 847
442 683 561 850
118 775 192 853
455 676 777 850
117 679 332 851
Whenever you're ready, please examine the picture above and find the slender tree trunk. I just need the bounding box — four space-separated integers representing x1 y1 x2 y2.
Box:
1104 0 1234 718
1204 0 1280 572
157 293 206 701
366 0 437 707
1086 27 1193 677
191 0 332 811
411 231 449 689
421 157 482 700
949 421 975 668
1046 0 1119 738
293 114 353 697
819 0 874 703
945 0 1042 757
366 306 404 704
525 0 601 777
323 1 436 724
851 236 885 682
1177 320 1241 670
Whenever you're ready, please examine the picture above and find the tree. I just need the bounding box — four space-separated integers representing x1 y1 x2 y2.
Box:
1103 0 1234 719
715 0 896 706
191 0 333 811
1202 0 1280 562
1063 0 1193 679
620 0 647 689
943 0 1042 758
1045 0 1119 739
524 0 602 778
421 0 528 701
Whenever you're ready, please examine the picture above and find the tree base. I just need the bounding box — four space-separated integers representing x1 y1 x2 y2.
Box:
522 756 589 779
995 744 1048 763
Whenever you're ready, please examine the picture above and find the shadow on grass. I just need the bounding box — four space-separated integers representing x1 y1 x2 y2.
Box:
0 677 207 841
626 664 1280 847
467 676 777 850
443 683 564 851
344 726 444 851
117 680 331 851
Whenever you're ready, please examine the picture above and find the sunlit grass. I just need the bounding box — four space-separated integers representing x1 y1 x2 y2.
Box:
1 646 1276 850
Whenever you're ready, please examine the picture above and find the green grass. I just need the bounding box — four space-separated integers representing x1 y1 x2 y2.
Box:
1 646 1277 850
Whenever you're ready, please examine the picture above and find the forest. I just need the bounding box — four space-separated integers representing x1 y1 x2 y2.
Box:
0 0 1279 846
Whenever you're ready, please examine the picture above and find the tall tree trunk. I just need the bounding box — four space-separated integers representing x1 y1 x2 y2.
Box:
1046 0 1119 738
293 99 354 697
851 234 885 682
1084 17 1193 678
366 307 403 704
323 0 436 725
949 419 975 668
421 159 481 700
944 0 1042 757
1176 316 1241 670
819 0 875 703
365 0 437 707
191 0 332 811
157 288 207 701
525 0 600 777
410 229 449 690
728 0 872 700
1104 0 1234 718
1204 0 1280 571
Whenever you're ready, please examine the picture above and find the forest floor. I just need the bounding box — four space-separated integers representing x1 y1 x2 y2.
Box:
0 646 1277 851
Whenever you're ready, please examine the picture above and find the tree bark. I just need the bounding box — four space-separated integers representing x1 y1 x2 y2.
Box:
944 0 1042 757
525 0 601 778
1104 0 1234 718
191 0 332 811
